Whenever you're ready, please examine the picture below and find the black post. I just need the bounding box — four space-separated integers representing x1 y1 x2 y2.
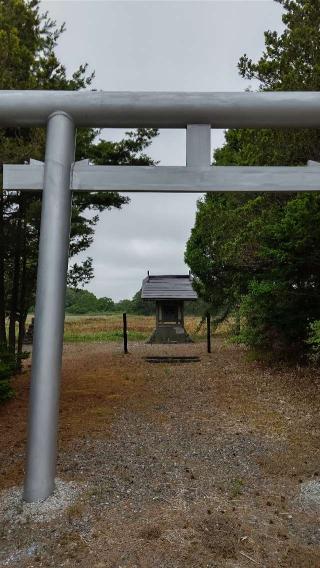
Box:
123 312 128 354
206 312 211 354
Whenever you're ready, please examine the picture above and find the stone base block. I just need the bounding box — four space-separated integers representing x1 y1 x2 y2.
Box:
147 325 193 344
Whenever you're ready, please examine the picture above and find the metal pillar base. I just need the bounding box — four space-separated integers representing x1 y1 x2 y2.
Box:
23 112 75 502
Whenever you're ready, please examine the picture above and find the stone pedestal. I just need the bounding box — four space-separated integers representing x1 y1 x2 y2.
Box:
147 324 193 344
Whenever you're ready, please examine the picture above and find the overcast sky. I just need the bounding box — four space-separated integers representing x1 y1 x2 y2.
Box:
41 0 284 300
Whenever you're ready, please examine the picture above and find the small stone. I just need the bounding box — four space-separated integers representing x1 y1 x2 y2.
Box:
298 480 320 510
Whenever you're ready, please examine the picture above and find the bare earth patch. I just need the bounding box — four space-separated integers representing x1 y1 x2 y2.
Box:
0 336 320 567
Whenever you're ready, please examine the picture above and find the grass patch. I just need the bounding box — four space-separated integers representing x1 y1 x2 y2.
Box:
64 330 149 342
230 478 244 498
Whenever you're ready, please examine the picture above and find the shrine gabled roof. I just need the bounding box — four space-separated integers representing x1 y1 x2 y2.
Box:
141 274 198 301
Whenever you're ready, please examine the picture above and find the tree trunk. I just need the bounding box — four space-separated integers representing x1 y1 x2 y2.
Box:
0 192 7 347
234 307 241 336
17 210 27 368
8 196 23 354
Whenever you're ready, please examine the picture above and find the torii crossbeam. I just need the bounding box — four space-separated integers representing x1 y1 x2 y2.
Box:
1 90 320 503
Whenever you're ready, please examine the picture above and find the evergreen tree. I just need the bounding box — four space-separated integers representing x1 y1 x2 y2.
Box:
0 0 157 398
186 0 320 357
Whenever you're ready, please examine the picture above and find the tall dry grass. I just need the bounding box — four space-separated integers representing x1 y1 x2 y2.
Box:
63 314 205 342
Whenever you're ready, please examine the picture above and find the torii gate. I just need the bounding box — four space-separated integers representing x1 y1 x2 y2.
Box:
2 90 320 502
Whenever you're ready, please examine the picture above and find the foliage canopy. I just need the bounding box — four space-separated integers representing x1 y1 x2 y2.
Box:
186 0 320 358
0 0 157 401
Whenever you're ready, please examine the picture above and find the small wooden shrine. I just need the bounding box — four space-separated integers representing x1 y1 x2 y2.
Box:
141 272 198 343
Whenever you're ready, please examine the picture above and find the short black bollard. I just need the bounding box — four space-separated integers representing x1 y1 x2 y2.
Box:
123 312 128 354
206 312 211 354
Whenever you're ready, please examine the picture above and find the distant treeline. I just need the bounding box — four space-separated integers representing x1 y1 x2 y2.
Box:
65 287 206 316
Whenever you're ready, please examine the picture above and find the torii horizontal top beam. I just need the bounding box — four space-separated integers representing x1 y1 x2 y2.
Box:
1 90 320 128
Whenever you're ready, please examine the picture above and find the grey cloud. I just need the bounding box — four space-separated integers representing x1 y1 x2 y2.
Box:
41 0 284 299
75 192 199 299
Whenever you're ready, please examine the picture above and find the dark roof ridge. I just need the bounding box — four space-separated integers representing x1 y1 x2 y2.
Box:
148 274 191 279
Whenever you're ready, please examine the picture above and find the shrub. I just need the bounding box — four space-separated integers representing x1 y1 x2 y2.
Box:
306 321 320 364
0 347 16 403
238 280 313 359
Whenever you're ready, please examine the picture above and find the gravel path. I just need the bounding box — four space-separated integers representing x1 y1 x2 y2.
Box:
0 338 320 567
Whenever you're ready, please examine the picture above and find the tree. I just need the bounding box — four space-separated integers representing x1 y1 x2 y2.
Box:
65 288 115 314
130 290 155 315
186 0 320 357
0 0 157 395
186 192 253 325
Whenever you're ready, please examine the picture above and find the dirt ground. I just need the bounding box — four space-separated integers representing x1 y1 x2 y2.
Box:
0 337 320 567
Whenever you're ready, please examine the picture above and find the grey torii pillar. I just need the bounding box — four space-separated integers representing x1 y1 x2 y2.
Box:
23 112 75 502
